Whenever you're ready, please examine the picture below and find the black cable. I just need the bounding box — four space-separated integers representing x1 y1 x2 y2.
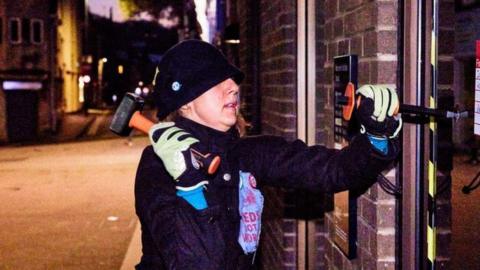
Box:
462 169 480 194
378 173 402 197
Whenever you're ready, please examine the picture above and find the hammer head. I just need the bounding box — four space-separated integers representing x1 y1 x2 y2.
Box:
110 93 145 136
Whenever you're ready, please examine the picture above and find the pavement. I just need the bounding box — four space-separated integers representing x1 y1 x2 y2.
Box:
0 136 150 269
36 107 157 145
0 107 155 269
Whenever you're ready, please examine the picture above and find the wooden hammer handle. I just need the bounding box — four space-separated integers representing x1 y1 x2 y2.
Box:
129 111 154 134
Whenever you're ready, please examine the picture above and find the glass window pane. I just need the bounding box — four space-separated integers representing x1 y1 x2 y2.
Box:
9 19 20 43
32 20 42 43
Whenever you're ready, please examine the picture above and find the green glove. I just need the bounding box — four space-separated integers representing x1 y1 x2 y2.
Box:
355 85 402 139
149 122 208 191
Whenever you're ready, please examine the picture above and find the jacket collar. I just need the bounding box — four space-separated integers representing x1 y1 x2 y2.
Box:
175 116 239 153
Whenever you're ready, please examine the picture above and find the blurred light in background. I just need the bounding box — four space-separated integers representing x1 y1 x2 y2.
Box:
134 87 142 96
3 81 42 90
83 75 91 83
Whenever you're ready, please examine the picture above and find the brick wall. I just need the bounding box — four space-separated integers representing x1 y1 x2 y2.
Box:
237 0 259 134
320 1 399 269
435 0 455 268
259 1 298 268
238 0 299 268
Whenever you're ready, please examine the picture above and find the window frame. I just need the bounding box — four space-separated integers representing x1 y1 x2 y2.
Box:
8 17 21 44
30 18 43 44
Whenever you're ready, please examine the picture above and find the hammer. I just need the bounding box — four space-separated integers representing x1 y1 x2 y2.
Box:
110 93 221 175
336 83 470 121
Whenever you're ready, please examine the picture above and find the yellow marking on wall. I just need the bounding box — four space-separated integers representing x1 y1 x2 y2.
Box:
431 31 436 66
428 161 436 195
427 226 436 261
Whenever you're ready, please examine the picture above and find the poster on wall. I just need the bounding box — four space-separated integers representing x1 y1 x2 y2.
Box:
475 40 480 135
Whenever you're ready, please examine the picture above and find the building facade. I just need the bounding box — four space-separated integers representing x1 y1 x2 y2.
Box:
218 0 460 269
0 0 85 143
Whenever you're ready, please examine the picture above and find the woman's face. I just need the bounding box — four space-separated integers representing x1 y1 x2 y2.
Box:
182 78 240 131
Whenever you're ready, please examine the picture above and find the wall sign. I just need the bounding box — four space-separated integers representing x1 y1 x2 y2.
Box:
333 55 358 259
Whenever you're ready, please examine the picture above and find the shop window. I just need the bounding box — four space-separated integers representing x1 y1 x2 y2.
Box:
8 18 21 44
30 19 43 44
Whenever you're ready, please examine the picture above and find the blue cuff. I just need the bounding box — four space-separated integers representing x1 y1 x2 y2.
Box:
367 135 389 155
176 186 208 210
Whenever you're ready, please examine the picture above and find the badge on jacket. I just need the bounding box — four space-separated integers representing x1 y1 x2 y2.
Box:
238 171 264 254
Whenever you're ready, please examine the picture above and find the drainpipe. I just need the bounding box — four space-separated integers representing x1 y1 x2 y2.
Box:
48 1 58 133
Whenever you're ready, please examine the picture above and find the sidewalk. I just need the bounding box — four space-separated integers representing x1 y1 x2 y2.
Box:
46 107 152 268
39 108 157 144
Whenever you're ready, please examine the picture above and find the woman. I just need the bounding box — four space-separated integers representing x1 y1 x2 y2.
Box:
134 40 401 269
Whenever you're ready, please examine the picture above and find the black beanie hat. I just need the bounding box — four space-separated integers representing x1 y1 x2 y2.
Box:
152 40 245 119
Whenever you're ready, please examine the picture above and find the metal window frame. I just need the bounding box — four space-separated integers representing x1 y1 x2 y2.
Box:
402 0 437 269
297 0 317 268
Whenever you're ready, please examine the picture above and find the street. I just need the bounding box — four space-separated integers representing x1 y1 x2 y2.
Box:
0 137 149 269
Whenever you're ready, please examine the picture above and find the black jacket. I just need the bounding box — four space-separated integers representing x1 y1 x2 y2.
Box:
134 117 399 270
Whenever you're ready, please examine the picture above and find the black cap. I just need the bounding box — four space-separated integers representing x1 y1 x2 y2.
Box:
152 40 244 119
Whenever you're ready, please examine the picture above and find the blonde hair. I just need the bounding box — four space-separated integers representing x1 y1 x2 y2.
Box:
163 110 250 137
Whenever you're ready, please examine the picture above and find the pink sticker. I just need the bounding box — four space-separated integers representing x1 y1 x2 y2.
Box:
248 174 257 188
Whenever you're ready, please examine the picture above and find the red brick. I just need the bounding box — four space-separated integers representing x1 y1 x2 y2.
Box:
358 61 370 85
360 196 377 226
376 261 395 270
437 231 451 258
344 3 376 34
341 0 363 12
342 258 355 270
376 234 395 258
436 201 452 228
438 60 453 85
439 1 455 28
377 1 397 27
332 245 345 269
327 42 338 61
377 203 395 228
325 0 338 20
351 35 363 56
325 21 334 41
370 61 397 84
360 253 376 270
357 220 371 251
436 259 451 270
365 30 398 56
283 250 296 264
338 39 350 55
334 17 344 38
